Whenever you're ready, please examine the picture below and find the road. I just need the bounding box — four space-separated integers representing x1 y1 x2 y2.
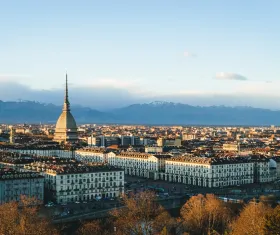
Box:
52 195 187 224
125 175 280 200
39 198 122 219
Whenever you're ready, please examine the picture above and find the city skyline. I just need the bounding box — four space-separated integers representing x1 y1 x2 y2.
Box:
1 1 280 109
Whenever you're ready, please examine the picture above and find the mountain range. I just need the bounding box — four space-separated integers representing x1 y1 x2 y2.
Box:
0 100 279 125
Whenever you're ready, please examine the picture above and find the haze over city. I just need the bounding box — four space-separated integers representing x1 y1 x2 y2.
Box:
1 1 280 110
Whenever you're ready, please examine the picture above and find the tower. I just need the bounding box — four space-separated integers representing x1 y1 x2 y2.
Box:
9 126 15 144
53 74 78 144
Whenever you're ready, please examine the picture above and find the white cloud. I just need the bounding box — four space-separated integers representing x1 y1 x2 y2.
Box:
0 78 280 110
183 51 196 57
215 72 247 81
91 78 137 89
0 74 30 82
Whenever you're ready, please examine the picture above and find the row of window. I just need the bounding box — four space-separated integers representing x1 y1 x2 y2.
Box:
58 192 119 203
59 171 123 179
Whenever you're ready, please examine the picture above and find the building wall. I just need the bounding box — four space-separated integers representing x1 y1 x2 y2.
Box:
8 149 74 158
254 161 271 183
107 152 160 180
223 144 238 151
75 150 107 163
145 146 163 153
0 175 44 204
165 161 255 188
44 170 124 203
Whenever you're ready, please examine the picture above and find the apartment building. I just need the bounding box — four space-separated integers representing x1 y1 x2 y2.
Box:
223 143 239 152
157 138 182 147
164 156 270 188
107 152 171 180
24 163 124 203
252 156 272 183
75 148 107 163
0 168 44 204
145 146 163 153
8 149 74 158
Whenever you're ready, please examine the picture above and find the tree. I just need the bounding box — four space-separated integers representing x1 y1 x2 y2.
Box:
264 205 280 235
110 191 175 235
0 196 58 235
181 194 206 235
205 194 231 234
153 210 177 234
230 200 271 235
77 220 102 235
180 194 231 235
0 201 19 235
259 195 277 207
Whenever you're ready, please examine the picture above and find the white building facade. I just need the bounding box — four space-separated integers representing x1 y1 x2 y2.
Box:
107 152 171 180
0 169 44 204
164 156 267 188
75 148 107 163
8 149 74 158
25 163 124 203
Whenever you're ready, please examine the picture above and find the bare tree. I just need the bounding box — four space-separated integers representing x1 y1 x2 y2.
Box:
110 191 175 235
0 196 58 235
180 194 231 235
205 194 231 234
181 194 206 235
77 220 102 235
230 200 271 235
263 205 280 235
0 201 19 235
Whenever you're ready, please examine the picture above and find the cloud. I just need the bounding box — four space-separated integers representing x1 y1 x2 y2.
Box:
0 81 143 110
0 74 30 82
183 51 196 57
0 79 280 110
215 72 248 81
89 78 138 89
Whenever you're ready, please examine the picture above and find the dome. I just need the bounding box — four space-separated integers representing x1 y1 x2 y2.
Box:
55 111 77 131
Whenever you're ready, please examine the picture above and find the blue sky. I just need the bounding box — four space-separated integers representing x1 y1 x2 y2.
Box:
0 0 280 110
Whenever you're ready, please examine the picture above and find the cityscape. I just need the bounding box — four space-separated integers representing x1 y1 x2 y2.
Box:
1 1 280 235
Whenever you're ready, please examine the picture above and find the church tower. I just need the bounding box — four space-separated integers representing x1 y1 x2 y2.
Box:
53 74 78 144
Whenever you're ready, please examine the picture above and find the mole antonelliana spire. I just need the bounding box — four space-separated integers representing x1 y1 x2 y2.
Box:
53 73 78 144
63 73 70 111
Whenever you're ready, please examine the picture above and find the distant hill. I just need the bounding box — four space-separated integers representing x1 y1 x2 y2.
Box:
111 101 280 125
0 100 280 125
0 100 111 123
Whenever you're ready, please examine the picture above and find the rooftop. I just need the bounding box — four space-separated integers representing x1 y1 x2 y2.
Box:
0 151 76 165
117 152 152 159
76 147 107 153
0 168 43 180
153 154 173 159
25 162 123 175
168 155 268 165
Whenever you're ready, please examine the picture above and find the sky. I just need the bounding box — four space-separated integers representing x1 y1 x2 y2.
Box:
0 0 280 110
